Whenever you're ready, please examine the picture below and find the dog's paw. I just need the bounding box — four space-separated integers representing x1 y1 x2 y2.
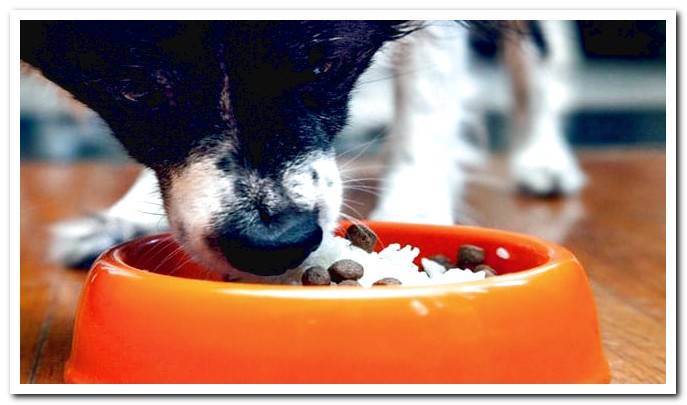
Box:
366 163 459 225
511 143 586 197
49 214 154 269
369 186 455 225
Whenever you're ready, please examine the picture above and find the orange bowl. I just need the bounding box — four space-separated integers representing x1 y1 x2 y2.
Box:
64 221 610 384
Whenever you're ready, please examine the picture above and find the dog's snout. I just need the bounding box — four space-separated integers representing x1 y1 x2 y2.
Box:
209 210 323 276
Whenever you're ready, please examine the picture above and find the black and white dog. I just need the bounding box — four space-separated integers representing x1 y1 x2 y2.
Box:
21 20 585 280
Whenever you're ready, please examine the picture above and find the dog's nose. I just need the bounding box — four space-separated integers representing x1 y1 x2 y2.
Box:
210 210 323 276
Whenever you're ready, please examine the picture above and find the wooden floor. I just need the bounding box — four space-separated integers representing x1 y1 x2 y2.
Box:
20 149 666 384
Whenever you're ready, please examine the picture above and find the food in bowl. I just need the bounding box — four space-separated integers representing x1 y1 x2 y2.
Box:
225 223 503 287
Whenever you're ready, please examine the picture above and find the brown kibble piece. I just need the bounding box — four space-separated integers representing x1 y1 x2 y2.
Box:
344 224 377 252
301 266 331 286
372 277 402 286
338 280 361 287
427 254 453 268
475 264 497 277
328 259 364 282
457 244 485 268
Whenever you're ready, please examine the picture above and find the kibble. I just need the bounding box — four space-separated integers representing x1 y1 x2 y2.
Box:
338 280 362 287
301 266 331 286
344 224 378 253
372 277 402 286
474 264 497 278
328 259 364 283
457 244 485 269
427 254 454 268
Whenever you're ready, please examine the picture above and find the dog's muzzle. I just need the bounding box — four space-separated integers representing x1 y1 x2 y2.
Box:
207 209 323 276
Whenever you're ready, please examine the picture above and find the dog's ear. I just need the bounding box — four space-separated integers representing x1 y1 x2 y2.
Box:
21 21 221 167
21 21 212 115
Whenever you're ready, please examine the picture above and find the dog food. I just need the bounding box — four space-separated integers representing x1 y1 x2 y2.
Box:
344 223 377 252
373 277 402 286
293 224 504 288
475 264 498 278
328 259 364 283
338 280 362 287
427 254 453 268
301 266 331 285
457 244 485 269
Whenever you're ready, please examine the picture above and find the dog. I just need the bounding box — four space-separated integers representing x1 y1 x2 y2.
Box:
21 20 585 280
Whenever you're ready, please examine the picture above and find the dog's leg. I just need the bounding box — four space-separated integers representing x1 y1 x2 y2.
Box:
505 21 586 196
49 167 169 268
369 23 484 225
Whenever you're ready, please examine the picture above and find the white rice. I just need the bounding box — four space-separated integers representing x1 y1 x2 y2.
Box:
296 234 486 287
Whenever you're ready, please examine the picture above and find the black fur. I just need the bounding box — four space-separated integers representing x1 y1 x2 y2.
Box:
21 21 411 175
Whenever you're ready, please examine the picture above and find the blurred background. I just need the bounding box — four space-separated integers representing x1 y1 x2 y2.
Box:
20 20 666 161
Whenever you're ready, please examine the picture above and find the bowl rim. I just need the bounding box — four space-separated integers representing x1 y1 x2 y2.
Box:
95 221 579 298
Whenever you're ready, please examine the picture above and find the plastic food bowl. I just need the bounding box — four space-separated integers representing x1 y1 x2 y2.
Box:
64 221 610 384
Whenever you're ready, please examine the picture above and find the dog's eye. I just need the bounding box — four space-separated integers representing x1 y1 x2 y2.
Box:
312 61 333 77
121 88 148 102
117 72 175 108
119 81 149 102
307 43 336 78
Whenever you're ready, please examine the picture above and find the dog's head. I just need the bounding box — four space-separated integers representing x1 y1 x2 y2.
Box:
22 20 414 276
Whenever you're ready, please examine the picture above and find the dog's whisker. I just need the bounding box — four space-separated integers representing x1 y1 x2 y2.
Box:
155 247 188 276
335 136 379 159
346 190 383 199
341 179 385 187
340 201 368 223
343 182 386 188
336 139 382 171
343 182 390 192
344 184 388 193
337 162 390 173
341 177 384 184
151 245 187 275
342 182 388 191
143 237 178 266
136 210 166 217
167 255 198 277
139 200 165 206
146 238 180 267
338 211 364 224
342 197 365 206
338 169 387 179
354 63 437 86
341 177 385 183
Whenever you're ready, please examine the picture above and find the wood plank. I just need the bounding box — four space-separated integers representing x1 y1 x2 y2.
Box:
20 163 142 383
